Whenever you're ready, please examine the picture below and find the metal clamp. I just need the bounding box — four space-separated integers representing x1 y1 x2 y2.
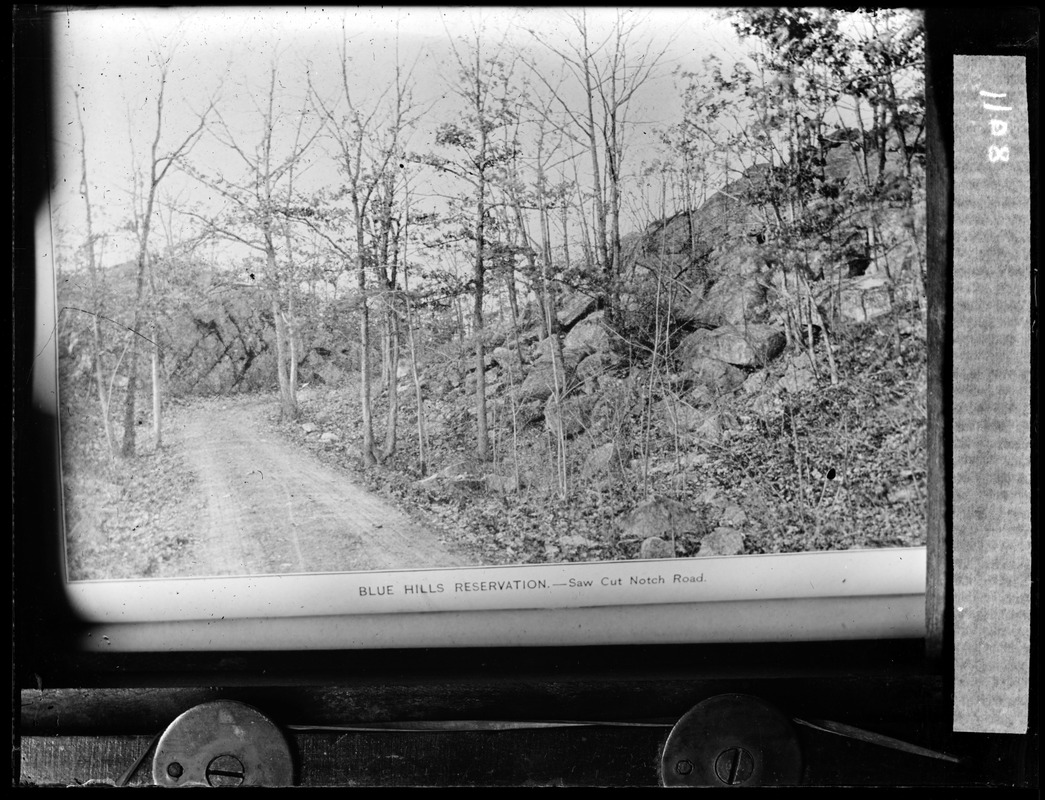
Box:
661 693 802 787
152 700 294 787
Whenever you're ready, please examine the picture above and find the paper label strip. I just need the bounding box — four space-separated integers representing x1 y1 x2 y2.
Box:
952 55 1031 734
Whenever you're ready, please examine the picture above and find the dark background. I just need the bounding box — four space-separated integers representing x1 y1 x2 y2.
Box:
12 7 1039 787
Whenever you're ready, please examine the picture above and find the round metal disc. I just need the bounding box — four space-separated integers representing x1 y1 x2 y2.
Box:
152 700 294 787
661 693 802 787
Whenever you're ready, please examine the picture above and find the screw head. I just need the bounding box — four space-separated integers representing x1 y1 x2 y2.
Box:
714 746 756 785
675 759 694 775
206 754 246 787
166 762 184 780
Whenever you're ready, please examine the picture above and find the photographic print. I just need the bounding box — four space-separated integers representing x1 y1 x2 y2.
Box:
48 7 927 589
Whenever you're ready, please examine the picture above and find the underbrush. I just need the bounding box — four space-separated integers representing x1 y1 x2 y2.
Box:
59 396 201 580
270 306 927 564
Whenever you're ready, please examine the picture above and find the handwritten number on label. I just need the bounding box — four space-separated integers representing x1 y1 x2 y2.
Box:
988 145 1010 163
980 90 1012 164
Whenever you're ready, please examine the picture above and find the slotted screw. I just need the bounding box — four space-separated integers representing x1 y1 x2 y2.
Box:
206 754 246 787
714 746 755 785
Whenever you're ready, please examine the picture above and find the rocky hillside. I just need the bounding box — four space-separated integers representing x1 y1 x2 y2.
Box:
276 146 928 565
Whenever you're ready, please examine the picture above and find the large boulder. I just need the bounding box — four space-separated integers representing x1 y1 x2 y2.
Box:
516 357 575 402
576 350 622 385
677 275 770 328
676 324 785 368
619 497 710 543
839 275 894 322
564 311 611 356
557 292 598 329
681 356 746 395
490 345 522 372
639 537 676 559
697 527 745 557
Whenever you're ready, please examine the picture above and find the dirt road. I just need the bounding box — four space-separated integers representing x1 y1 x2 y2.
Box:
171 397 470 576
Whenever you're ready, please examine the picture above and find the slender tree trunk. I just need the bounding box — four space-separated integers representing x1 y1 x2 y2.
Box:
355 199 376 466
539 200 567 496
151 321 162 448
376 180 400 461
560 196 572 273
75 96 115 458
383 306 400 460
120 336 141 457
474 197 490 462
286 308 298 416
285 265 298 418
120 243 150 457
271 296 290 414
402 189 428 475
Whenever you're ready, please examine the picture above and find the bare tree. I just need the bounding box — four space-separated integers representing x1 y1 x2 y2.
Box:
120 53 213 456
184 61 320 422
421 27 519 462
527 9 668 323
72 91 116 459
309 30 417 466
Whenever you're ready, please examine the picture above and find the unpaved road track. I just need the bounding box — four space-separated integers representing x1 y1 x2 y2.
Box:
173 397 469 576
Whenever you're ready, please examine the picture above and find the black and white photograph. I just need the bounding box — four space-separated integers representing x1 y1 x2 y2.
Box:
47 7 927 588
15 5 1039 789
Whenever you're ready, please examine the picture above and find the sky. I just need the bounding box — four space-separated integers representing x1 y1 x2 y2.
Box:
46 7 746 270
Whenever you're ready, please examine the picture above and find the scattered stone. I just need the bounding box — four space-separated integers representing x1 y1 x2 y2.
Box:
512 399 546 429
682 452 709 469
684 324 786 367
719 503 748 528
778 361 818 393
485 473 523 493
751 391 782 418
576 351 621 384
557 293 598 329
886 485 919 504
675 328 711 364
657 401 721 442
682 356 746 394
319 431 340 443
516 356 576 403
490 345 522 373
740 371 767 395
561 534 597 549
301 422 317 434
697 527 745 557
564 311 610 356
692 414 723 443
639 536 676 559
840 275 894 322
688 384 716 407
544 394 595 439
694 486 721 505
620 497 710 542
582 442 624 478
464 367 500 393
435 460 474 479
